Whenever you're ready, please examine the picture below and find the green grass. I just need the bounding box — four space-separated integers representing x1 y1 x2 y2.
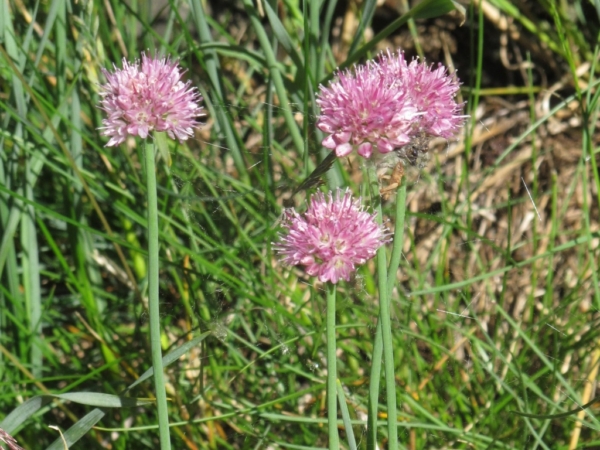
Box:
1 0 600 449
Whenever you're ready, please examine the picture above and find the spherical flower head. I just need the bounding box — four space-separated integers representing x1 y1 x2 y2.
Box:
98 53 204 147
379 50 467 139
275 189 391 284
316 62 419 159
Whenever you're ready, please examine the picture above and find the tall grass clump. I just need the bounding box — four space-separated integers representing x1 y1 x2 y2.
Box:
1 0 600 449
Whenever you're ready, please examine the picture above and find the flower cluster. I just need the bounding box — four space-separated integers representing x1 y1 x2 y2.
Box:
316 50 466 159
275 189 391 284
99 54 204 147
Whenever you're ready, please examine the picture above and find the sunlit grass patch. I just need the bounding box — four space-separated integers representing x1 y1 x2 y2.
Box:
1 0 600 448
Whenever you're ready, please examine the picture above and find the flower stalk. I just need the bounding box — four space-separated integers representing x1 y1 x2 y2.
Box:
98 53 205 450
145 140 172 450
275 188 389 448
326 282 340 449
366 163 398 450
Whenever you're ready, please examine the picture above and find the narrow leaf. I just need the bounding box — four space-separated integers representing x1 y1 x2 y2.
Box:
263 0 305 73
127 331 211 391
0 394 151 434
44 410 106 450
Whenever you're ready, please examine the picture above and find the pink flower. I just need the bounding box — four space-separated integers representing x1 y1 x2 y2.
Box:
99 54 204 147
379 51 466 139
275 189 391 284
316 51 466 159
316 62 419 159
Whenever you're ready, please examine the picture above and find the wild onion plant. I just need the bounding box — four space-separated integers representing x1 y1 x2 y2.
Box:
277 50 465 448
276 189 390 447
98 53 205 449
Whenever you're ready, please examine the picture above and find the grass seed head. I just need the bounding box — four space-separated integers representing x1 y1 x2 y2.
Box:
0 428 25 450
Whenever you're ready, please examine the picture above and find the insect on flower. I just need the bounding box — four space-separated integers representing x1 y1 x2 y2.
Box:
380 162 405 201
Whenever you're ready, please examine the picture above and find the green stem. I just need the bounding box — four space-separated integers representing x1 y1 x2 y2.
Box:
326 282 340 449
365 164 400 450
366 315 383 450
145 140 172 450
387 180 408 296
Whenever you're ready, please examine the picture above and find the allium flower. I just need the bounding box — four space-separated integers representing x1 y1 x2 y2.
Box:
316 62 419 159
99 53 204 147
275 189 391 284
316 51 466 159
0 428 24 450
379 51 466 139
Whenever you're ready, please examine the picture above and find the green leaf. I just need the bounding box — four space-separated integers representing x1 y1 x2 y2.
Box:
0 394 152 434
0 396 53 434
1 332 210 447
45 410 106 450
511 395 600 420
126 331 211 391
263 0 305 74
52 393 154 408
410 0 457 20
336 379 357 450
